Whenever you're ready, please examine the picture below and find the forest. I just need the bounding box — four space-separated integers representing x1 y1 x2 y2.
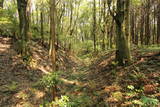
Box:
0 0 160 106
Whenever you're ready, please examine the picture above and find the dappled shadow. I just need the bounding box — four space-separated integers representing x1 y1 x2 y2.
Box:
0 36 46 107
30 41 81 74
0 36 84 107
84 49 160 106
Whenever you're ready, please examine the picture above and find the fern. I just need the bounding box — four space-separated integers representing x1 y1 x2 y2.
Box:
140 96 159 107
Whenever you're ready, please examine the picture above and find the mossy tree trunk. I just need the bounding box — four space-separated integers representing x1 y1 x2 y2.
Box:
108 0 131 65
116 0 131 65
17 0 30 59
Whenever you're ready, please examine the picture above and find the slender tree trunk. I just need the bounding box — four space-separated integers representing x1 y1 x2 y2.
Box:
31 10 35 25
50 0 57 101
93 0 96 51
125 0 130 43
124 0 131 59
69 0 73 51
102 0 106 50
36 6 39 25
157 1 160 44
130 9 135 44
145 0 151 45
109 19 114 49
134 13 138 45
140 5 145 45
40 11 44 45
153 3 156 44
27 0 31 40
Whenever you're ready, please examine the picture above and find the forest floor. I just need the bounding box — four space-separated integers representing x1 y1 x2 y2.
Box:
0 36 160 107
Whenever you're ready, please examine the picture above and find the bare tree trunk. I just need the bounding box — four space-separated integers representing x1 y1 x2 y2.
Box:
50 0 57 101
102 0 106 50
109 19 114 49
130 8 135 44
153 2 156 44
157 1 160 44
93 0 97 51
125 0 130 43
134 13 138 45
40 11 44 45
69 0 73 51
140 5 145 45
145 0 151 45
36 6 39 25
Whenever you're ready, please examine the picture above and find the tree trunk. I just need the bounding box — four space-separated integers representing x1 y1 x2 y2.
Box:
134 13 138 45
17 0 30 58
145 0 151 45
140 5 145 45
93 0 96 51
157 1 160 44
125 0 130 43
130 8 135 44
50 0 57 101
36 6 39 25
102 0 106 50
109 19 114 49
114 0 131 65
153 2 156 44
0 0 4 8
40 11 44 45
124 0 131 59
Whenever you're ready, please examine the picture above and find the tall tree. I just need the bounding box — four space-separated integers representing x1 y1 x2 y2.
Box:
40 11 44 45
125 0 131 58
50 0 57 101
108 0 131 65
157 0 160 44
93 0 97 51
145 0 151 45
102 0 106 50
140 4 145 45
17 0 30 58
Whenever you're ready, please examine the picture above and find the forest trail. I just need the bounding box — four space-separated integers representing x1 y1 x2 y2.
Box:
0 37 44 107
0 36 160 107
0 36 89 107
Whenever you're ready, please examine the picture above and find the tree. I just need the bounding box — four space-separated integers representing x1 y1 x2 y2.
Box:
108 0 131 65
157 0 160 44
145 0 151 45
125 0 131 58
50 0 57 101
17 0 30 58
92 0 97 51
40 11 44 45
0 0 4 8
140 3 145 45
